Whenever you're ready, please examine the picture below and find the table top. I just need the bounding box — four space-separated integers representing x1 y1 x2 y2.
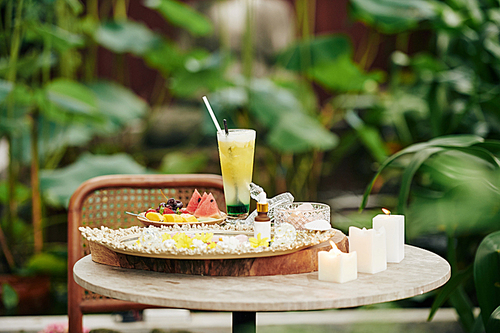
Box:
74 245 450 312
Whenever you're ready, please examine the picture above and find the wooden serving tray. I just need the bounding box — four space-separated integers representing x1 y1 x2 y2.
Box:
88 230 348 277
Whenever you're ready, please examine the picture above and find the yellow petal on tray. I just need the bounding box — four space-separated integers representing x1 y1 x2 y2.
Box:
164 214 184 223
146 212 164 222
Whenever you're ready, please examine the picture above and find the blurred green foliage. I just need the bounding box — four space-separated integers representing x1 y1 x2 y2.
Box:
1 0 500 321
474 231 500 332
40 153 153 208
348 0 500 332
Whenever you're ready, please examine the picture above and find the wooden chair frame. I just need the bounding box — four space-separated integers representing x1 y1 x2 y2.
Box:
68 174 224 333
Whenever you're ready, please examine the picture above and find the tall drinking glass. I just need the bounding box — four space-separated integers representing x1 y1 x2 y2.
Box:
217 129 256 219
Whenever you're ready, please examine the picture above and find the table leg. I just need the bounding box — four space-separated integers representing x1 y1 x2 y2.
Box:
232 311 256 333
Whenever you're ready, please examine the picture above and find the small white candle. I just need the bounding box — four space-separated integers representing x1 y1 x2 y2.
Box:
318 241 357 283
349 226 387 274
372 208 405 263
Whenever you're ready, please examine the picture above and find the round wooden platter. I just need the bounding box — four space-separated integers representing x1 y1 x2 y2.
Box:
137 212 226 227
88 229 348 277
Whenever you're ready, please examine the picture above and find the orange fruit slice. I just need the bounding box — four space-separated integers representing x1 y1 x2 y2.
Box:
146 212 164 221
164 214 184 223
180 214 198 222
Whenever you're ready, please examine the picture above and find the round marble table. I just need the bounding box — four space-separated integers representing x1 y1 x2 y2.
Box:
74 245 450 332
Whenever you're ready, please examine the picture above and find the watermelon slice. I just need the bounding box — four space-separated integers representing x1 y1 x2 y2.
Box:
185 189 202 214
194 193 221 218
198 192 208 207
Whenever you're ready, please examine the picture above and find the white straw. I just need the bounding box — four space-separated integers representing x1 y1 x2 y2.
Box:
202 96 223 133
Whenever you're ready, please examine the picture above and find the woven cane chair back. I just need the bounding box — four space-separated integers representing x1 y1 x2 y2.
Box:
68 174 225 333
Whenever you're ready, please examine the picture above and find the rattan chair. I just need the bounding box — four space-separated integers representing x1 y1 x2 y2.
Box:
67 174 225 333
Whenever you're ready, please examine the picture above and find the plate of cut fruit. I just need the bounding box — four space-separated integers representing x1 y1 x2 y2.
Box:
136 190 226 226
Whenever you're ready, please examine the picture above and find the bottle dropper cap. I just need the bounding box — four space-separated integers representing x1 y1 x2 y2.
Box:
257 192 268 213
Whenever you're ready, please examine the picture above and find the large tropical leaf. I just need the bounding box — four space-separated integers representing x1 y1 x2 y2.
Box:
63 0 84 14
169 51 229 98
248 79 338 153
144 0 213 37
44 79 97 115
0 52 56 80
309 55 383 92
267 112 338 153
277 35 352 71
0 181 31 205
487 306 500 333
40 153 154 208
249 79 301 126
0 80 13 104
344 110 389 163
1 284 18 310
160 151 208 174
87 81 148 126
94 21 160 56
26 23 84 52
449 287 476 332
144 40 184 75
474 231 500 329
405 176 500 238
428 266 473 321
350 0 438 34
25 252 67 276
277 35 382 92
360 135 485 210
397 147 444 213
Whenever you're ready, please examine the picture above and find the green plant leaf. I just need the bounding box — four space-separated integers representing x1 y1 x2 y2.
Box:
398 147 444 213
169 52 229 98
44 79 97 115
25 252 67 277
474 230 500 328
0 52 56 81
160 151 209 174
309 55 384 92
1 283 18 310
249 79 301 126
26 23 84 52
267 113 339 153
40 153 154 208
144 40 184 75
350 0 438 34
277 35 352 71
345 110 389 163
472 312 486 333
0 80 13 103
428 266 472 321
248 79 338 153
406 178 500 238
277 35 382 92
87 81 148 126
487 306 500 333
452 146 500 168
63 0 84 14
94 21 160 56
421 150 500 188
0 181 31 205
145 0 213 37
359 135 485 211
449 287 476 332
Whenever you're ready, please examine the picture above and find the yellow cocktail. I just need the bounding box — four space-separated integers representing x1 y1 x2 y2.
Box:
217 129 256 219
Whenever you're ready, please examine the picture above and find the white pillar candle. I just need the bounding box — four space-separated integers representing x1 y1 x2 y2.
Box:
349 226 387 274
318 242 357 283
372 209 405 263
254 221 271 240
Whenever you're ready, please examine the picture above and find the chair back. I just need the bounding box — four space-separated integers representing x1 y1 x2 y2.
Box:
68 174 224 332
